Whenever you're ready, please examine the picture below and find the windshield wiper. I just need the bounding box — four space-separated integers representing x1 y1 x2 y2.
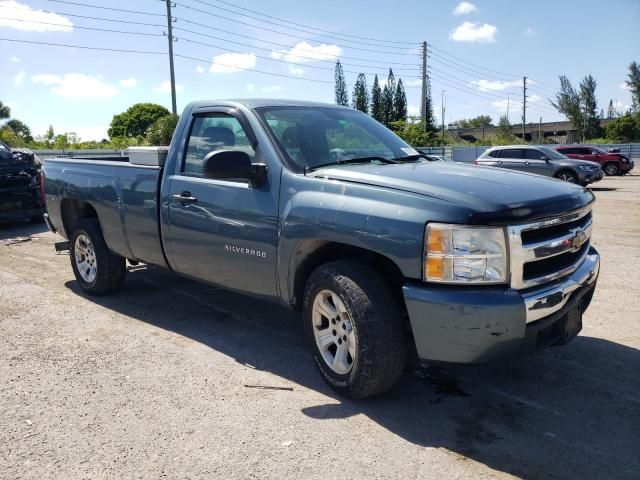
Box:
307 156 398 172
391 153 428 162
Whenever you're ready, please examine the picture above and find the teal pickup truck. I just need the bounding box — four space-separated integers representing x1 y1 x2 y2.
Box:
42 100 600 398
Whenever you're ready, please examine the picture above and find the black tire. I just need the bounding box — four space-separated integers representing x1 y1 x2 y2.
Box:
555 170 578 184
603 162 619 176
69 219 126 295
303 261 406 399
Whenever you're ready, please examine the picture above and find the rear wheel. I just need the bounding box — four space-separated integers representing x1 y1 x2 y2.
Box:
69 219 126 295
603 162 619 176
556 170 578 184
303 261 406 399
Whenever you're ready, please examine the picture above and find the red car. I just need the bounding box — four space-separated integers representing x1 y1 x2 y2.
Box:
554 145 634 176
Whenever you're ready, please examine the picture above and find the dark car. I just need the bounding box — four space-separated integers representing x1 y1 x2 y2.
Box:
0 141 45 223
554 145 634 176
476 145 603 186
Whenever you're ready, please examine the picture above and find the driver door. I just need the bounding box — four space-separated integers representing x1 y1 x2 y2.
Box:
163 108 280 297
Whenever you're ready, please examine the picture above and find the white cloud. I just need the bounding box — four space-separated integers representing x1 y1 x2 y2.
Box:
13 69 25 87
31 73 118 97
450 22 497 43
210 52 256 73
196 65 205 74
619 82 630 91
154 80 183 93
271 41 342 63
612 100 630 112
523 27 537 37
0 0 73 32
407 104 420 116
261 85 282 93
288 65 305 75
119 77 137 88
246 83 256 93
9 56 21 63
491 94 542 112
453 2 477 15
471 79 521 92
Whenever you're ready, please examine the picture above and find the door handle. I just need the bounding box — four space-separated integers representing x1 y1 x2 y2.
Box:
497 161 503 164
172 191 197 204
524 161 530 165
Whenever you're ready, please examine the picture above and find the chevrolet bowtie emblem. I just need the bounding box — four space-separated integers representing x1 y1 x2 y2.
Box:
570 229 587 252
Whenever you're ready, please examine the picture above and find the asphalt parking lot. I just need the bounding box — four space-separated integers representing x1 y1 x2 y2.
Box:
1 175 639 479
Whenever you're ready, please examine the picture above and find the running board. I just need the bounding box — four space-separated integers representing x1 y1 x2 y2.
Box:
54 241 70 252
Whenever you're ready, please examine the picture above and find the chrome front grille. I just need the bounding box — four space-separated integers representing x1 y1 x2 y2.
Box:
507 206 593 290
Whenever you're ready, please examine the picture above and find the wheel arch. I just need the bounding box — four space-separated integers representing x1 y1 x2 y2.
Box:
60 198 99 237
288 240 407 311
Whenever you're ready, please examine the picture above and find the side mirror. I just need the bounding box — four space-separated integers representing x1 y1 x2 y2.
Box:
202 149 267 188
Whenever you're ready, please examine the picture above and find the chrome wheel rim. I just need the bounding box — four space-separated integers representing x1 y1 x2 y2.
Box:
312 289 357 375
74 234 97 283
559 173 575 183
605 164 617 175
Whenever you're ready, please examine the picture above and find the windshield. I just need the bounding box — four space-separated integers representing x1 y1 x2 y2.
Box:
539 146 569 160
256 106 417 170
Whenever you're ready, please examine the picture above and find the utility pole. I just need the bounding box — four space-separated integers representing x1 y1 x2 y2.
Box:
522 76 527 142
538 116 542 144
164 0 177 115
506 92 510 122
441 90 446 140
420 41 428 131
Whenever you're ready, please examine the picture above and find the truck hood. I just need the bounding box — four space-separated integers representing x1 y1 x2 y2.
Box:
307 161 594 224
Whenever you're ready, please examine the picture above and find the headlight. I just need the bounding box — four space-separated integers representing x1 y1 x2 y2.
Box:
424 224 508 284
578 165 600 171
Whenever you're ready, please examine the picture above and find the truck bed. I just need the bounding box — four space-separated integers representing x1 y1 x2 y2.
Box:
43 157 168 268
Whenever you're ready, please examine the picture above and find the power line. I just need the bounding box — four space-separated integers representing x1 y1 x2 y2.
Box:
0 37 335 84
428 43 520 79
0 17 164 37
174 2 418 57
171 16 419 67
176 35 419 78
46 0 165 17
0 37 166 55
181 0 414 50
191 0 415 45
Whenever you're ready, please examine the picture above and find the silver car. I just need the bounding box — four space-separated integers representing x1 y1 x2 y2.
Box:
476 145 603 186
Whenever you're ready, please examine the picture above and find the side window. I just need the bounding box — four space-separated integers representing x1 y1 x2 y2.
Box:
183 113 254 176
486 150 500 158
500 149 523 159
524 149 546 160
579 148 592 155
559 148 573 155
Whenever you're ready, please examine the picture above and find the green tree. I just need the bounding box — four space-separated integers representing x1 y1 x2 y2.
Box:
53 134 70 150
351 73 369 113
494 115 518 144
580 75 601 139
370 75 383 122
551 75 583 140
604 112 640 142
381 69 396 125
449 115 493 128
422 75 437 132
393 79 407 122
334 61 349 106
108 103 171 139
5 119 33 143
44 125 55 148
389 120 438 146
0 126 23 147
626 61 640 113
0 101 10 120
607 99 616 119
146 114 179 145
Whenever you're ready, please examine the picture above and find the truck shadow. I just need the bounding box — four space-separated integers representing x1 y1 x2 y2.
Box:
64 265 640 479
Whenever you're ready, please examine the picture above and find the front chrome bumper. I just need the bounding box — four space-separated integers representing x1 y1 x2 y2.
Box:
522 248 599 323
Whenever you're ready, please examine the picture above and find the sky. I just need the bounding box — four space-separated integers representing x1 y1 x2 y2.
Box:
0 0 638 141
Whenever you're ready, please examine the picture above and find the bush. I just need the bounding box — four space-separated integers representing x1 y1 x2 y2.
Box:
604 112 640 142
145 114 179 146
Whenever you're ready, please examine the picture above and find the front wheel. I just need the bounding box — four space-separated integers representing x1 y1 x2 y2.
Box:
303 261 406 399
556 170 578 184
603 162 619 176
69 219 126 295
